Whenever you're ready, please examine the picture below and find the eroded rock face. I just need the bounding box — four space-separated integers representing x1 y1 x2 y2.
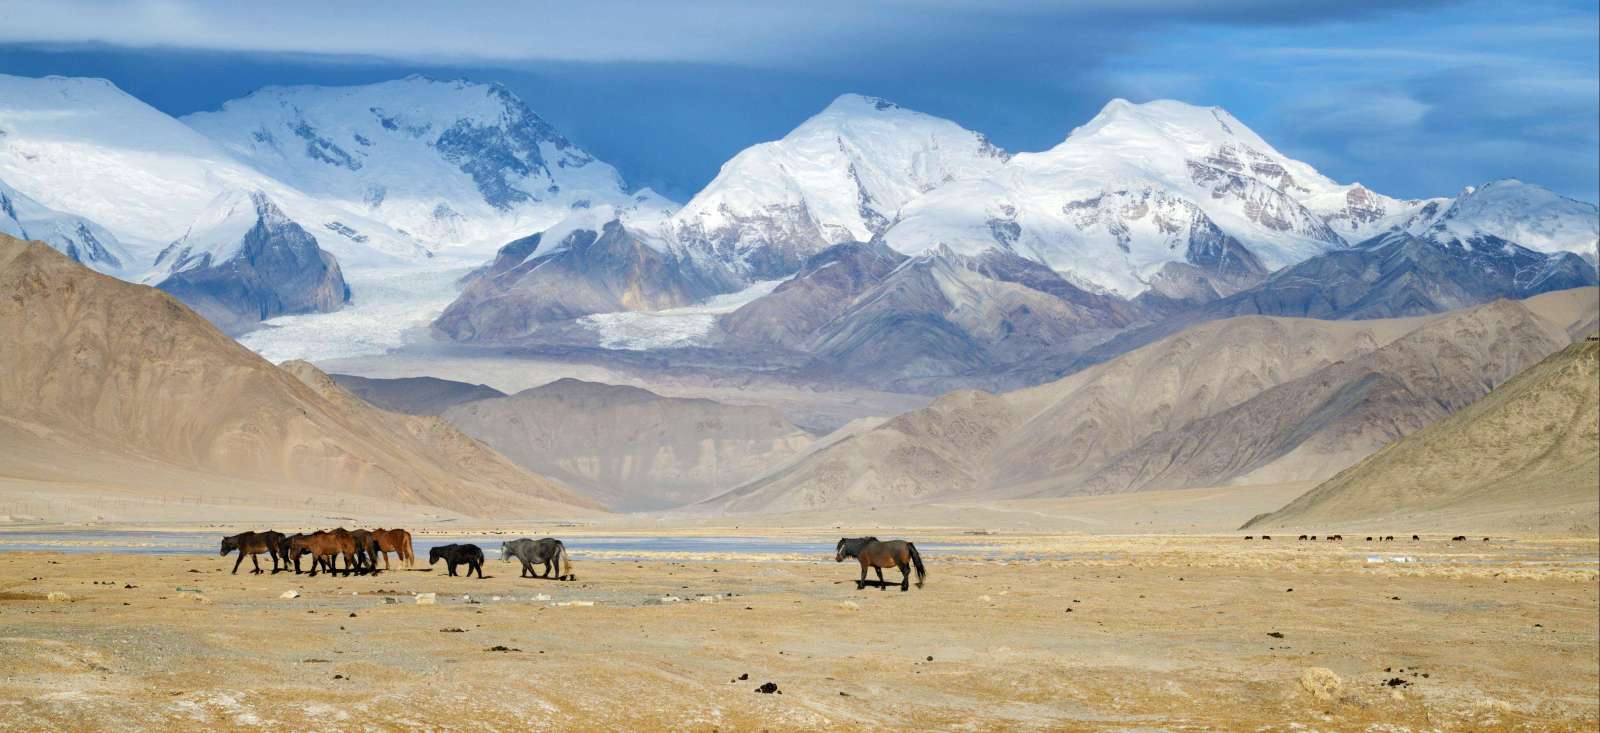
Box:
153 192 350 335
433 219 734 342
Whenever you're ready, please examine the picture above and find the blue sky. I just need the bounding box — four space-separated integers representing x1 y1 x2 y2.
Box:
0 0 1594 202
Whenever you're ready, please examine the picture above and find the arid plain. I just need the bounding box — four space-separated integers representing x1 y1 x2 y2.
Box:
1 525 1596 732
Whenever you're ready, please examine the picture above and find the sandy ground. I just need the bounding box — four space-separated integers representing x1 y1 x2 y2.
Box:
1 535 1595 731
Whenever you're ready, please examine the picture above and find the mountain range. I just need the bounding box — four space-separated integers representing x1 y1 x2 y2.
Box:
2 72 1595 365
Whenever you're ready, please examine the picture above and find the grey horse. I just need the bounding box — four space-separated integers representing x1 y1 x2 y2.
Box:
501 538 575 580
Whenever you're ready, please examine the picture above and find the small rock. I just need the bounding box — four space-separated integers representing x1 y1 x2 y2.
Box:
486 645 520 652
978 595 993 603
416 593 437 605
837 601 859 611
738 673 749 681
440 628 466 633
533 593 551 601
1268 632 1285 639
279 590 300 599
1299 667 1343 703
695 595 719 603
755 682 779 694
926 656 933 662
383 597 400 605
46 592 71 603
1385 677 1411 687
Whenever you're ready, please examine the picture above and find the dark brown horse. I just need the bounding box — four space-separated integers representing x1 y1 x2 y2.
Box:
221 531 286 574
370 528 415 570
835 537 925 592
350 529 381 575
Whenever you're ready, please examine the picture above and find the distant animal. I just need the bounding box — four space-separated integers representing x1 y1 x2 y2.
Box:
1244 536 1254 540
430 544 485 578
1482 537 1490 542
280 533 324 574
1309 535 1318 540
370 528 415 570
220 531 286 575
501 538 575 581
1261 535 1271 540
1365 537 1373 541
1330 534 1344 541
1412 535 1420 541
835 537 925 592
1298 535 1308 541
1451 536 1467 541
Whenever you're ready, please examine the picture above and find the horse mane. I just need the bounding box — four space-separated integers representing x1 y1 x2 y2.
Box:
837 536 879 558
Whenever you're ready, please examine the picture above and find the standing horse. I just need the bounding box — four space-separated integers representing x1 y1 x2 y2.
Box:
370 528 415 570
221 531 286 574
350 529 381 575
835 537 926 592
429 544 485 578
501 538 575 580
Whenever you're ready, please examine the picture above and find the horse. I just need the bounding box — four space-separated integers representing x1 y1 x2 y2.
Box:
501 538 575 580
280 532 325 574
835 537 925 592
429 544 485 578
350 529 381 575
221 531 286 574
290 530 359 577
370 528 415 570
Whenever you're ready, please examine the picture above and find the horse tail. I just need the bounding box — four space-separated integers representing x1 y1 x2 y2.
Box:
907 543 926 588
402 531 415 568
556 542 573 580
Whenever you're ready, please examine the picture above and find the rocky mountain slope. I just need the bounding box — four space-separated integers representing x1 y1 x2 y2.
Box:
443 379 816 510
145 190 351 334
699 288 1597 513
1246 338 1599 533
0 177 132 276
0 233 597 518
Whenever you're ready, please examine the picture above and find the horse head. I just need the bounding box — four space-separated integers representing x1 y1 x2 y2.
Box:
220 535 239 556
500 541 512 561
428 547 444 565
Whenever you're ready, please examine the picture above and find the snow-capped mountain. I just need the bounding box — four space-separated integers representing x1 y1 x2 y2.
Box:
668 93 1010 278
882 99 1367 298
149 189 350 335
0 74 427 267
183 77 646 255
1416 179 1598 261
0 177 133 275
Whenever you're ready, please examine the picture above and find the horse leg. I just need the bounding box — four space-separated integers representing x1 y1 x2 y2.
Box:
230 552 244 574
857 561 867 590
251 553 263 575
474 560 484 579
875 566 886 591
899 563 910 592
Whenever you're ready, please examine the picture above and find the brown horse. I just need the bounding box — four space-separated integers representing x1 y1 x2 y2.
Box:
289 529 359 577
370 528 415 570
221 531 286 574
835 537 926 592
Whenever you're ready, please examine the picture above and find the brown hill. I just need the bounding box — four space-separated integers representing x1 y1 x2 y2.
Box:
700 288 1597 514
444 379 815 510
0 233 598 521
1245 339 1599 533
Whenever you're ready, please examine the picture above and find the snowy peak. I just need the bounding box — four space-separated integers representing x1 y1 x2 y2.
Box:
1424 179 1599 259
150 189 290 278
183 77 634 253
668 93 1009 278
0 177 132 275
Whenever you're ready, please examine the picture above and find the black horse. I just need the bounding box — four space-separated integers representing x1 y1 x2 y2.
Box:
501 538 575 580
835 536 926 591
220 530 287 574
429 544 485 578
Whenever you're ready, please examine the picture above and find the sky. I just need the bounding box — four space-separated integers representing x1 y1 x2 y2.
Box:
0 0 1594 203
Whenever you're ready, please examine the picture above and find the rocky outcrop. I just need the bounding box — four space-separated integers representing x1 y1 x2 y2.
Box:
151 191 350 335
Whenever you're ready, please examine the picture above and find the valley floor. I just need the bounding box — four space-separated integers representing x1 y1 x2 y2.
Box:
1 536 1595 731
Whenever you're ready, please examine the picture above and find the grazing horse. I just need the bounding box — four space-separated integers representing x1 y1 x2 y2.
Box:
835 537 926 592
221 531 286 574
501 538 575 580
430 544 485 578
370 528 415 570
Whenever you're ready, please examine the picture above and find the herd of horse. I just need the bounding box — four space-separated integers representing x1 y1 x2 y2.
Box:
221 528 417 576
220 532 926 591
